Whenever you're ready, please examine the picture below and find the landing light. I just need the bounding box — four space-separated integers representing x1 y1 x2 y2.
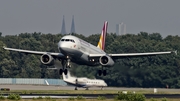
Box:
90 59 94 62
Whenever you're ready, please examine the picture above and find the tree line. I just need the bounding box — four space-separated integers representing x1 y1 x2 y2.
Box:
0 32 179 88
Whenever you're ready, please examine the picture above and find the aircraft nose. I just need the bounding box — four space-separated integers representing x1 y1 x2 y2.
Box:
105 83 107 86
58 42 68 52
59 43 66 48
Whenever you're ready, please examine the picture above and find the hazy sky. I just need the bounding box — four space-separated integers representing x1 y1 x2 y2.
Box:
0 0 180 37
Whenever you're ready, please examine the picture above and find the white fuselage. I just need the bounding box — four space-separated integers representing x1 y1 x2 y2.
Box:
58 35 106 66
64 77 107 88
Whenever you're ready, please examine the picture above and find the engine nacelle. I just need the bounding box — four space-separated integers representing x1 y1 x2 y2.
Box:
40 54 54 66
99 55 114 67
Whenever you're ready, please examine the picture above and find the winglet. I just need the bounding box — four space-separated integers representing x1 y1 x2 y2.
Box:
173 50 177 55
97 21 108 51
3 46 6 49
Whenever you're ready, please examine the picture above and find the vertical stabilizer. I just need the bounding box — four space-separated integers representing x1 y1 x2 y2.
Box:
97 21 108 51
62 71 73 80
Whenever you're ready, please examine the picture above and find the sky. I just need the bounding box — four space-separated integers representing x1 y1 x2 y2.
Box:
0 0 180 37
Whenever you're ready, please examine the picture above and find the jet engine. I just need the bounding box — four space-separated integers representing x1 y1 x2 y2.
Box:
40 54 54 66
99 55 114 67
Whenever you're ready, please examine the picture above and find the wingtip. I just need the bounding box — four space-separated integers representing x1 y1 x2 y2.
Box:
172 50 177 55
175 50 177 55
3 46 6 49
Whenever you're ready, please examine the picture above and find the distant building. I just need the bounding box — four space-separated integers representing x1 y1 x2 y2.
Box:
60 15 67 34
116 22 126 35
70 15 76 34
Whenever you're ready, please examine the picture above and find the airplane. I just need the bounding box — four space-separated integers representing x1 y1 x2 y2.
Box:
62 70 107 90
3 21 177 76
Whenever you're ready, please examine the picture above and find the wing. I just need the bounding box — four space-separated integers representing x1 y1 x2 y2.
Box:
89 50 177 58
3 46 65 58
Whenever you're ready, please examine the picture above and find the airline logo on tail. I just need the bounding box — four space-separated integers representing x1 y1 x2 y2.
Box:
97 21 108 51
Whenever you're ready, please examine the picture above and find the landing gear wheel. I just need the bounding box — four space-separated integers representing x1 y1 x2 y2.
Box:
64 69 68 75
59 69 63 75
103 70 106 76
98 70 102 76
75 87 78 90
85 88 89 90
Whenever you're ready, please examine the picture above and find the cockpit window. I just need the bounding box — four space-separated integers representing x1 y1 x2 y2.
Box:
61 39 65 41
61 39 75 43
65 39 70 41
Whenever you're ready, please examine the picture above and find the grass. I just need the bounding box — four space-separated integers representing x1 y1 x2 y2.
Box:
0 93 180 101
1 90 118 94
1 89 180 94
146 98 180 101
0 98 180 101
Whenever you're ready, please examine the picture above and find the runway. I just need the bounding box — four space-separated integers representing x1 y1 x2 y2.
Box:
3 95 97 99
0 84 180 93
1 85 180 99
2 94 180 99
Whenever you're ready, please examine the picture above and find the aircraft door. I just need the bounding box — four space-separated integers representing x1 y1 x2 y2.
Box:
77 39 81 50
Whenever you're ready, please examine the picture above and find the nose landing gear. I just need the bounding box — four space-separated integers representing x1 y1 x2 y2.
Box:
59 58 71 75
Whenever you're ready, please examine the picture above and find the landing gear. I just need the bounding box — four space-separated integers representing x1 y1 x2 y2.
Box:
85 88 89 90
103 70 106 76
66 58 71 68
59 69 68 75
98 66 107 76
98 70 102 76
75 87 78 90
59 69 63 75
64 69 68 75
101 87 103 90
59 58 71 75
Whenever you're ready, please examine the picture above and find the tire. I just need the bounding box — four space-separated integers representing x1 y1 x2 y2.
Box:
59 69 63 75
98 70 102 76
103 70 106 76
64 69 68 75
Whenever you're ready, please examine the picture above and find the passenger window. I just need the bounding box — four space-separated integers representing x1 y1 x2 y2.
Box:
65 39 70 41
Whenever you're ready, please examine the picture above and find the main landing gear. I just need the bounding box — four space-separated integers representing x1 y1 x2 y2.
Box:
101 87 103 90
59 68 68 75
75 87 78 90
59 58 71 75
98 66 107 76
